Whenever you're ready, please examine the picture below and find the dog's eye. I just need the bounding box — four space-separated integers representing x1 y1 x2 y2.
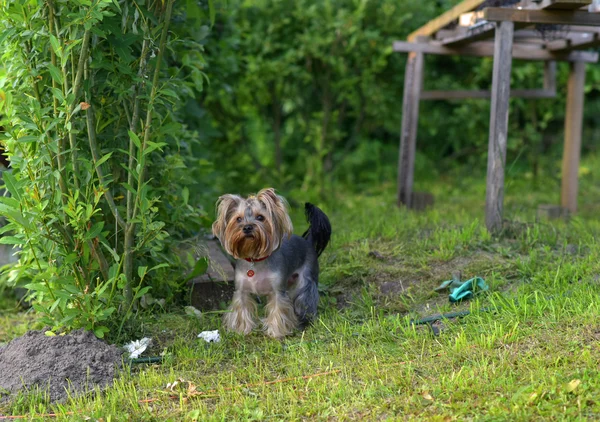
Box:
236 217 242 223
256 215 265 222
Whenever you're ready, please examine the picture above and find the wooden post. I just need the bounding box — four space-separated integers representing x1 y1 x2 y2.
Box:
485 21 514 233
561 61 586 214
397 51 424 207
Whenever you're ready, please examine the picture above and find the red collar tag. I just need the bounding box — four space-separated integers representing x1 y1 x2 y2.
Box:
244 255 269 278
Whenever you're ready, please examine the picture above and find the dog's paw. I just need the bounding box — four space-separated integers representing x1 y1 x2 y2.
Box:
224 311 257 335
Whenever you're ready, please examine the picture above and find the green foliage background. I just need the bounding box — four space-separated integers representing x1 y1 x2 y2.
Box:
190 0 600 201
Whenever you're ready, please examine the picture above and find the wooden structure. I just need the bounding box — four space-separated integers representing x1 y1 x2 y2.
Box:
394 0 600 232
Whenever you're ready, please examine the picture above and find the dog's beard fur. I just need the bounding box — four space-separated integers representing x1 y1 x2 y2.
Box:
225 222 273 259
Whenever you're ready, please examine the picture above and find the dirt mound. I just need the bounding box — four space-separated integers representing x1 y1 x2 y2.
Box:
0 329 123 404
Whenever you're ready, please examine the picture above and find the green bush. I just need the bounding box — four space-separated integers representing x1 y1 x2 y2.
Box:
192 0 600 196
0 0 209 338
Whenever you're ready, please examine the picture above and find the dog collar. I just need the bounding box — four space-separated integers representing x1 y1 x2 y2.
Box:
243 256 270 263
244 255 269 277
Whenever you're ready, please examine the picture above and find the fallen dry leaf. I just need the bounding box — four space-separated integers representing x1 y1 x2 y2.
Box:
566 379 581 393
422 392 434 401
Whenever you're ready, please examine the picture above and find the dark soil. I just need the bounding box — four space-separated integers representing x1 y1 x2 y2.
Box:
0 329 123 404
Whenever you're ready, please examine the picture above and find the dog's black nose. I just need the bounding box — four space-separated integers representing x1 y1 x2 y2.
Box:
243 225 253 234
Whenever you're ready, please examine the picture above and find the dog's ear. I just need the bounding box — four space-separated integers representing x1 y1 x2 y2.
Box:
257 188 293 238
212 194 243 241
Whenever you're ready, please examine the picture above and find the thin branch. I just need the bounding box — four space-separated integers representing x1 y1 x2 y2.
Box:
124 0 175 304
47 0 69 204
66 29 92 189
84 74 127 230
127 38 149 222
130 0 174 223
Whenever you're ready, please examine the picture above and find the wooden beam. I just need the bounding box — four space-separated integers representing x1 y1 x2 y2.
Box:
420 89 556 100
397 52 424 208
519 0 592 10
408 0 488 41
561 61 586 213
544 60 557 93
486 21 514 233
483 7 600 26
392 40 599 62
547 31 600 50
441 22 497 46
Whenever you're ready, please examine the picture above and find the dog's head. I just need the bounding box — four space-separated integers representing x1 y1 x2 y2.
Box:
212 188 293 259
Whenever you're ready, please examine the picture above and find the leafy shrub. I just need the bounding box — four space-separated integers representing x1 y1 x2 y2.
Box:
0 0 208 338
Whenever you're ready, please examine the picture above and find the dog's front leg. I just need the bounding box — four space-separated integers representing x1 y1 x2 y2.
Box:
263 292 298 338
223 290 257 334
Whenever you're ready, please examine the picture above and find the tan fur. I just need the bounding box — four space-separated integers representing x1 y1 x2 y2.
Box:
212 194 243 256
256 188 293 240
223 291 257 335
263 293 298 338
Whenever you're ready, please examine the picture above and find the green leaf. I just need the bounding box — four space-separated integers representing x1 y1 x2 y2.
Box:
209 0 216 27
17 135 38 143
50 35 62 59
137 266 148 280
94 326 109 338
50 87 65 103
133 286 151 300
85 222 104 241
48 64 63 85
100 240 120 263
95 152 113 168
0 196 21 209
128 130 141 150
0 236 25 245
160 89 178 98
150 263 169 272
184 257 209 283
120 182 137 195
182 186 189 205
143 141 167 156
3 171 22 202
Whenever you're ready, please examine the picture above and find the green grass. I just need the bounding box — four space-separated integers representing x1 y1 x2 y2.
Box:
2 155 600 420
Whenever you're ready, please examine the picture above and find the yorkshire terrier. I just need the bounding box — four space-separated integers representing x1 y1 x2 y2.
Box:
212 188 331 338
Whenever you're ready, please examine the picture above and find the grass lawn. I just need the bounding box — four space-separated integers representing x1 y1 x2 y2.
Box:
2 155 600 421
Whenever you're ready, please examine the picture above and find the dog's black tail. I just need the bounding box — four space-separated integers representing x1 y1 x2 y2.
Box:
301 203 331 258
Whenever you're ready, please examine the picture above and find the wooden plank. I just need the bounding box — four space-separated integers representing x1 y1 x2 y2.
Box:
547 31 600 50
483 7 600 26
544 60 557 93
392 40 599 62
441 22 497 46
397 52 424 208
421 88 555 100
408 0 488 41
486 21 514 233
519 0 592 10
560 61 586 213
